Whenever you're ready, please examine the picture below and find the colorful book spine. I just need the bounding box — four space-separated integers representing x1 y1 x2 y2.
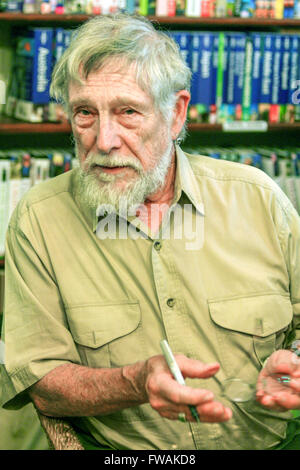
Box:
250 33 263 120
289 35 300 111
155 0 176 15
226 34 236 105
259 33 274 121
269 34 281 122
233 33 246 118
210 33 219 120
170 31 191 68
216 32 226 121
241 35 253 120
17 28 53 104
279 34 291 121
185 0 202 16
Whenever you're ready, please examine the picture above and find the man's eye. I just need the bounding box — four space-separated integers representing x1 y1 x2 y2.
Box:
78 109 91 116
123 109 136 115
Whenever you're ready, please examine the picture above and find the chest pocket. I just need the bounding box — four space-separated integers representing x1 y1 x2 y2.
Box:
208 293 293 381
66 301 143 368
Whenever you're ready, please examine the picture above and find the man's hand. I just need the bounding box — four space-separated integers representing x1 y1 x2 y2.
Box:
144 354 232 423
256 349 300 411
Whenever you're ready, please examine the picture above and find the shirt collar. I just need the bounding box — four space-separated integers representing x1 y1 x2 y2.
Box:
174 145 205 216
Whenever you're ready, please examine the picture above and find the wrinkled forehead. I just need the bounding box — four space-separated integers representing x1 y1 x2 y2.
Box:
68 56 154 105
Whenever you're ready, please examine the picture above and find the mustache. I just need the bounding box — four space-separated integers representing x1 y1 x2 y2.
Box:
83 154 144 174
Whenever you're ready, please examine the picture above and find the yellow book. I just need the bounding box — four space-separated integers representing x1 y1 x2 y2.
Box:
275 0 284 18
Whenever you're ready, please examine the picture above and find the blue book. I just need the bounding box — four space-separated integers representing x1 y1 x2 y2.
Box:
189 32 214 122
259 33 274 120
170 31 192 71
249 33 262 120
210 34 219 111
271 34 281 105
288 35 300 106
16 28 53 104
278 34 291 121
233 33 246 116
226 34 236 106
53 28 65 66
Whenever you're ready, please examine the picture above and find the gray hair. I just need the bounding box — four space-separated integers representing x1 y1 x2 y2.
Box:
50 13 191 141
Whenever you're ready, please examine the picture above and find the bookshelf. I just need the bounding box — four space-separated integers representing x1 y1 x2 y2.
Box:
0 13 300 146
0 13 300 27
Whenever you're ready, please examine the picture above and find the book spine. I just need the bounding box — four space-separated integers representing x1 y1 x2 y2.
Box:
242 35 253 120
32 28 53 104
226 34 236 106
233 33 246 119
216 32 225 121
197 32 214 119
269 33 281 122
219 34 229 121
289 35 299 110
171 31 191 68
215 0 227 15
250 33 263 120
185 0 202 16
275 0 284 16
259 33 273 121
53 27 64 66
279 34 291 121
210 33 219 111
189 33 201 120
139 0 148 14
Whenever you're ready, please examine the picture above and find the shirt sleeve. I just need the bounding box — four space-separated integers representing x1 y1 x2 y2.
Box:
0 219 81 410
275 191 300 348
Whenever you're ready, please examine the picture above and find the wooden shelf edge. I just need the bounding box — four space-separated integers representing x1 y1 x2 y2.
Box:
1 120 300 134
0 13 300 27
0 118 71 134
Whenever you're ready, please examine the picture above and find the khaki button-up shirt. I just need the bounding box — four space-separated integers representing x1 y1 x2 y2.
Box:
1 146 300 450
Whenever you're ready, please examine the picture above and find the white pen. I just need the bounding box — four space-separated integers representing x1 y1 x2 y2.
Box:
160 339 200 422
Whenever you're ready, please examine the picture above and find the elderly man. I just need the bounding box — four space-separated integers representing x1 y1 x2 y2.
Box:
1 14 300 450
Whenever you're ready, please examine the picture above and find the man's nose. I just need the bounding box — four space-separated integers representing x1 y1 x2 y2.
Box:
96 118 122 154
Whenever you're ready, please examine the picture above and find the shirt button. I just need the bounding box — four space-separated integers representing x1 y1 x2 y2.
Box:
167 298 176 308
154 241 162 251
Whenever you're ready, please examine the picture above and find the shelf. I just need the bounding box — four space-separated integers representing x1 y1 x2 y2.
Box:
0 13 300 27
1 118 300 134
0 116 71 134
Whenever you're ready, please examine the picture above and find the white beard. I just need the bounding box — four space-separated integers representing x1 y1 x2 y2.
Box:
76 140 174 214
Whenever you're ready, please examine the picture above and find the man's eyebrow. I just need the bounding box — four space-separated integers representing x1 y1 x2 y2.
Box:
69 98 95 109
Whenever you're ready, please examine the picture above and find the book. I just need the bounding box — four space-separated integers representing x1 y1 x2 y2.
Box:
215 0 227 15
155 0 176 15
241 34 253 121
189 32 214 122
233 33 246 119
288 35 300 122
269 34 281 123
0 25 13 115
259 33 274 121
185 0 201 16
275 0 284 16
249 33 263 120
278 34 291 122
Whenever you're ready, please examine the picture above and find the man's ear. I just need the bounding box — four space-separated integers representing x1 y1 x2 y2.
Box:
171 90 191 141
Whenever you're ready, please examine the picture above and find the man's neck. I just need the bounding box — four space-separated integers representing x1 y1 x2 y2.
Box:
136 151 177 233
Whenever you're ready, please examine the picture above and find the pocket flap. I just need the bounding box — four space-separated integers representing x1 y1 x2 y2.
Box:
208 294 293 337
66 302 141 348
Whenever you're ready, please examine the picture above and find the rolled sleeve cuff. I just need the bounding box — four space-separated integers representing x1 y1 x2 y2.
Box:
0 360 72 410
